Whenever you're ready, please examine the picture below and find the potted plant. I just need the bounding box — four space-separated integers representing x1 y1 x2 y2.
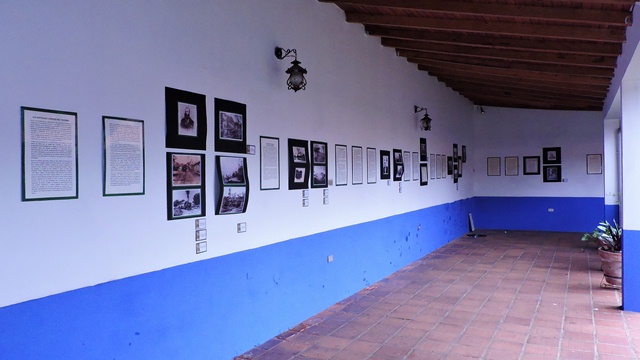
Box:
582 220 622 287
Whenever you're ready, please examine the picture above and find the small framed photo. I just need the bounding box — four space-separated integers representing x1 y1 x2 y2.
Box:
289 138 310 190
171 188 204 219
487 157 501 176
505 156 519 176
393 149 404 181
311 141 327 164
310 141 328 188
380 150 391 180
543 165 562 182
587 154 602 174
420 164 429 186
447 156 453 175
218 186 248 215
420 138 427 162
218 156 247 185
170 153 203 187
214 98 247 154
312 165 328 187
167 152 205 220
543 147 561 164
523 156 541 175
462 145 467 163
165 87 207 150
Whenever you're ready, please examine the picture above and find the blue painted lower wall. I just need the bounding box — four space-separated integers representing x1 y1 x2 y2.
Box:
473 196 605 232
623 229 640 312
605 204 620 225
0 199 472 360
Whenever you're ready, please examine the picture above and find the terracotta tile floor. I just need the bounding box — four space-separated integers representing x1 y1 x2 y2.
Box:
236 231 640 360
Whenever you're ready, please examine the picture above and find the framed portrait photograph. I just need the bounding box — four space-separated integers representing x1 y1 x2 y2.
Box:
487 157 501 176
260 136 280 190
311 141 328 188
420 138 427 162
171 188 204 219
587 154 602 174
166 152 205 220
505 156 519 176
103 116 145 196
543 165 562 182
523 156 541 175
393 149 404 181
367 147 377 184
352 146 364 185
380 150 391 180
420 164 429 186
218 186 248 215
214 98 247 154
543 147 561 164
288 138 309 190
165 87 207 150
335 144 348 186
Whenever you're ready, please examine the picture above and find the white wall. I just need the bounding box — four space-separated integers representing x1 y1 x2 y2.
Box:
604 118 620 206
0 1 473 307
473 107 603 197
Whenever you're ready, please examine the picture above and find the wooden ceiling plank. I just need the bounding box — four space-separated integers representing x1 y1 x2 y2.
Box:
467 93 602 111
346 13 626 42
365 26 623 56
321 0 631 25
449 83 607 103
442 78 609 98
386 39 617 69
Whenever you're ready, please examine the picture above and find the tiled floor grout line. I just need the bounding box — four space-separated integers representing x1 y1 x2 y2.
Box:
556 246 573 360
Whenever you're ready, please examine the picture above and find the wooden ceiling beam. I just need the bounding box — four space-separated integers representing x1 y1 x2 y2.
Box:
467 93 603 111
448 83 606 103
345 13 626 42
403 53 614 78
387 39 617 69
321 0 631 25
441 78 608 99
416 60 611 86
365 26 623 56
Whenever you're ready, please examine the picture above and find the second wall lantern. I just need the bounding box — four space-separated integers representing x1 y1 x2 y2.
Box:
275 47 307 92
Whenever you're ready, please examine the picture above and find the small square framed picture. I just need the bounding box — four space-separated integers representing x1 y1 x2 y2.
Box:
543 165 562 182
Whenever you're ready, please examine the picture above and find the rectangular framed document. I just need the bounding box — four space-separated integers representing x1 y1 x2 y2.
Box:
487 157 501 176
403 151 411 181
22 106 78 201
505 156 519 176
103 116 145 196
586 154 602 174
260 136 280 190
429 154 436 179
523 156 540 175
352 146 363 185
412 152 419 180
335 144 348 186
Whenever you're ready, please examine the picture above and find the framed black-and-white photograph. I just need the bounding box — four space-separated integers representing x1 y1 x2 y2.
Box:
310 141 328 188
335 144 348 186
587 154 602 174
420 138 427 162
165 87 207 150
103 116 145 196
523 156 541 175
380 150 391 180
393 148 404 181
447 156 453 176
218 186 248 215
430 154 436 179
543 147 561 164
453 144 458 160
22 106 78 201
218 156 246 185
166 152 205 220
543 165 562 182
403 151 411 181
260 136 280 190
505 156 519 176
420 164 429 186
171 153 203 187
487 157 501 176
171 188 204 219
412 152 419 181
462 145 467 163
214 98 246 154
289 138 310 190
367 147 377 184
352 146 364 185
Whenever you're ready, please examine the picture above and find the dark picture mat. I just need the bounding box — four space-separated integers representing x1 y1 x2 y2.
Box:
216 156 249 215
166 152 205 220
214 98 247 154
380 150 391 180
543 147 561 164
393 148 404 181
523 156 541 175
288 138 310 190
311 140 328 188
165 87 207 150
543 165 562 182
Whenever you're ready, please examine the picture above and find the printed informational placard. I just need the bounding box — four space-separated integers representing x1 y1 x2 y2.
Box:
260 136 280 190
21 107 78 201
103 117 145 196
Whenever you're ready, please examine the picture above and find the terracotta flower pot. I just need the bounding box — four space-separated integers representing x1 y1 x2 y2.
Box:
598 248 622 286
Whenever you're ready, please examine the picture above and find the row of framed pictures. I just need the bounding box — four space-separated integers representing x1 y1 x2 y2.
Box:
486 153 602 181
166 152 249 220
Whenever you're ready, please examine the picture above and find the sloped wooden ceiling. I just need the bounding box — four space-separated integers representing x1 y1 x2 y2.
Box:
319 0 637 111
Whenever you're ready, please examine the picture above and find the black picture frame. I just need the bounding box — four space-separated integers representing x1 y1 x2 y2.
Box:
166 152 205 220
420 164 429 186
453 143 458 160
380 150 391 180
543 165 562 182
543 147 561 164
447 156 453 175
288 138 310 190
216 156 249 215
462 145 467 163
393 148 404 181
214 98 247 154
165 87 207 150
420 138 427 162
310 141 328 188
523 156 541 175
